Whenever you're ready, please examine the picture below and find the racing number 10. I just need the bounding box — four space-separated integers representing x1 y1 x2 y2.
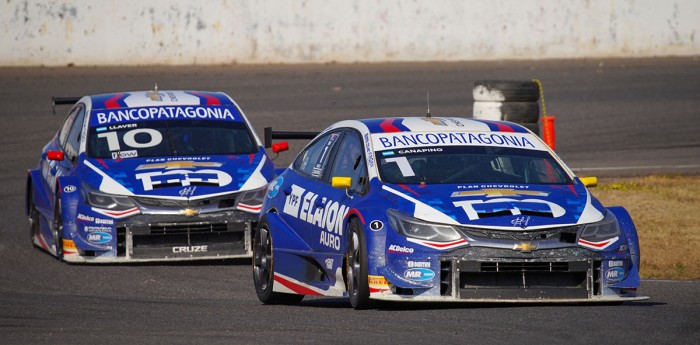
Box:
98 129 163 151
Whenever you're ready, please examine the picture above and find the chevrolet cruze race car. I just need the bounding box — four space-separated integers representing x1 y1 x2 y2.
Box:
254 117 648 308
26 90 280 263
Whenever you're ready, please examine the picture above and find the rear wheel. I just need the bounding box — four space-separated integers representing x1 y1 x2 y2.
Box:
252 221 304 305
346 218 372 310
52 193 64 261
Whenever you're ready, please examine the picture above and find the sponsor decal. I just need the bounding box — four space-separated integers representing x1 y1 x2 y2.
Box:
172 245 208 253
325 258 334 270
179 186 197 197
511 216 531 228
135 169 232 191
368 275 392 293
179 208 200 217
453 198 565 221
93 106 237 126
107 123 137 131
407 261 430 268
609 260 624 268
451 189 547 197
137 161 221 170
369 220 383 231
77 213 117 224
397 147 443 155
373 132 538 150
63 185 76 193
87 232 112 244
363 132 375 168
282 185 348 250
84 225 112 232
388 244 414 254
145 156 211 163
403 268 435 282
606 267 625 282
267 177 283 198
111 150 138 159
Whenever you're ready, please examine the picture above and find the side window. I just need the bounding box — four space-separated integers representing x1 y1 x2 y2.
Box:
64 106 86 161
293 131 342 179
329 131 368 193
58 106 80 147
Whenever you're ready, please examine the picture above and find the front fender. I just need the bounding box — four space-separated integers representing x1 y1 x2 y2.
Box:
262 211 312 252
608 206 640 268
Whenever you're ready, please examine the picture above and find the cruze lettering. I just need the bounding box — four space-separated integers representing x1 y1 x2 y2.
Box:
173 245 208 253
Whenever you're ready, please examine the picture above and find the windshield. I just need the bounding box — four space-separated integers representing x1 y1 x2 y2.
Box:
376 146 572 185
87 119 257 159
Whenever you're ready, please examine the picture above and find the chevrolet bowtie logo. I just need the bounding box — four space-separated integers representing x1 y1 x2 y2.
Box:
513 242 538 252
137 161 222 170
179 208 200 217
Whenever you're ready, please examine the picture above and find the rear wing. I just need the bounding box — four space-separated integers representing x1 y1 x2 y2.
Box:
263 127 318 149
52 96 81 115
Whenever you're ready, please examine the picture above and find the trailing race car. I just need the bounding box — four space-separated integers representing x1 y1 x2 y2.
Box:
26 89 285 263
254 117 648 308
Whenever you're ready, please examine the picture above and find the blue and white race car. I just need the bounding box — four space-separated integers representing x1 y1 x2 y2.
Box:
26 90 284 263
254 117 647 308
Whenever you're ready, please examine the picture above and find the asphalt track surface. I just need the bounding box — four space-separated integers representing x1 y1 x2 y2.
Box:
1 58 699 344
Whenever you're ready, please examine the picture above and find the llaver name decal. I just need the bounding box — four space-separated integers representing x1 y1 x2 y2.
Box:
372 132 541 150
283 185 348 250
93 106 237 126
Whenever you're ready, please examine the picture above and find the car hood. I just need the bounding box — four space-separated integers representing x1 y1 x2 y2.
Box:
80 152 272 199
378 181 605 229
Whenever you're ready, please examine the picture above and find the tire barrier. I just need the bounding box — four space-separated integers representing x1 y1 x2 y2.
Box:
472 80 541 136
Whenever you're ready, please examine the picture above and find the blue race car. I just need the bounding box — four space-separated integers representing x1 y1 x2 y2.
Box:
26 89 285 263
254 117 648 308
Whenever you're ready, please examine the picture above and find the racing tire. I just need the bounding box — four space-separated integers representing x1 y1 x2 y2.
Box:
473 101 540 123
346 218 372 310
252 221 304 305
473 80 540 102
28 187 40 248
52 192 64 261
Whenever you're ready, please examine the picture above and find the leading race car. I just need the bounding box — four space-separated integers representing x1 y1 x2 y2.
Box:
254 117 648 308
26 89 284 263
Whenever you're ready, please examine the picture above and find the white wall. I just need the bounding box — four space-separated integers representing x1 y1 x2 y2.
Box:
1 0 698 66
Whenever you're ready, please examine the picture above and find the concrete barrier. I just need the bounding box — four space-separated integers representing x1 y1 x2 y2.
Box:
1 0 698 66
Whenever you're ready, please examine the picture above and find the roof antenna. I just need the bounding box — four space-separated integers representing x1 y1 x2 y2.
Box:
154 83 158 93
426 91 431 118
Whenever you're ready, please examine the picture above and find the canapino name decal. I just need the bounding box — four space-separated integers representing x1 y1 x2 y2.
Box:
92 106 238 126
372 131 546 151
283 185 348 250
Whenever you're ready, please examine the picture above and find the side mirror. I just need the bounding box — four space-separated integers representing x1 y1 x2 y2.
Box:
272 141 289 154
331 177 352 189
47 151 65 161
580 176 598 188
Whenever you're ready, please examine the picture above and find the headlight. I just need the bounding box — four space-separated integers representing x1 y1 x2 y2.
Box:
83 184 136 211
387 209 463 242
236 187 265 212
579 211 621 243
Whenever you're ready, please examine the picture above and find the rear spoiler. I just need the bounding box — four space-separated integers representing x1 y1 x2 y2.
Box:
52 96 81 115
263 127 318 148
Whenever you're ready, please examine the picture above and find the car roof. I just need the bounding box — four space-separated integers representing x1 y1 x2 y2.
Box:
335 117 532 134
86 90 235 110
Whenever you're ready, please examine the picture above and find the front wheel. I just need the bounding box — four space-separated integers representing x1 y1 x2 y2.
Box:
28 188 41 248
346 218 372 309
252 221 304 305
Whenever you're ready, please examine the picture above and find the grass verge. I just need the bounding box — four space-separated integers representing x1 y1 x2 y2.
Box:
591 175 700 280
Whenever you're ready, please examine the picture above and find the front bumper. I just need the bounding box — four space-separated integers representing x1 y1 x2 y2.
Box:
375 246 647 303
64 211 255 263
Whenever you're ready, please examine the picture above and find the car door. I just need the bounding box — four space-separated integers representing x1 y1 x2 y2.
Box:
309 129 367 252
278 130 344 247
42 105 84 196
